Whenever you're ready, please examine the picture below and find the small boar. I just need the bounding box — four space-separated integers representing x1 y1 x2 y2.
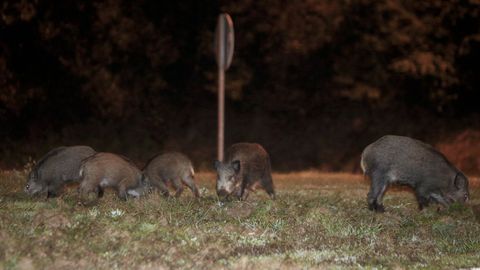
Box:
78 152 147 201
361 135 469 212
143 152 199 197
215 143 275 200
25 145 96 198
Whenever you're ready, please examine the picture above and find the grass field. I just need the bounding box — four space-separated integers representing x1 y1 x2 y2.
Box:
1 170 480 269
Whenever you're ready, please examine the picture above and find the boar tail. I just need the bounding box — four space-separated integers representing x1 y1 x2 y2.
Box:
78 159 89 179
78 154 97 179
360 155 367 175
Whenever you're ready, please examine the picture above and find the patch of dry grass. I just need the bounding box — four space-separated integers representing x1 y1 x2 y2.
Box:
1 170 480 269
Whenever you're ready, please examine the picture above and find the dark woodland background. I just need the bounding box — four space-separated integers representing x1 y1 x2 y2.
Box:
1 0 480 173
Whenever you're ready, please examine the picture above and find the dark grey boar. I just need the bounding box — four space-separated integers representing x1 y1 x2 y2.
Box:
214 143 275 200
78 152 147 201
361 135 469 212
143 152 199 197
25 145 96 198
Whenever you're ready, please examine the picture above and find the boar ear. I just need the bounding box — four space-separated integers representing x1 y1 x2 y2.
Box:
231 160 241 173
454 173 467 189
214 160 221 170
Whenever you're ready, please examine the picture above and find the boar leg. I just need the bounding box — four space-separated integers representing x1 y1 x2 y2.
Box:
233 187 243 200
367 174 387 212
260 166 276 200
172 178 184 198
47 190 58 198
117 185 128 201
430 193 450 208
182 176 200 197
240 188 250 201
416 196 430 210
239 178 251 201
47 182 61 198
158 184 170 197
97 187 104 198
152 178 170 197
262 176 276 200
415 188 430 210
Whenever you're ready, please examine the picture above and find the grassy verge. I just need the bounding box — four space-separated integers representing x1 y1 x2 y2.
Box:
1 170 480 269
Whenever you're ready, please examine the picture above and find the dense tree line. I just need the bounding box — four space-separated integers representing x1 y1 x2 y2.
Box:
1 0 479 170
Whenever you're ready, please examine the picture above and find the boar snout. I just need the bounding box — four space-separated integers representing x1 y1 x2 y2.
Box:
217 189 230 198
24 182 44 196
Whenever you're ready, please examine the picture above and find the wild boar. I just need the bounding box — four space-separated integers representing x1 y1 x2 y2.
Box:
143 152 199 197
214 143 275 200
25 145 96 198
361 135 469 212
78 152 147 201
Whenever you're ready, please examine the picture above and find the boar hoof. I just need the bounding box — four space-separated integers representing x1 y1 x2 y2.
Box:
47 190 58 198
369 202 385 213
368 203 374 211
375 204 385 213
77 200 88 207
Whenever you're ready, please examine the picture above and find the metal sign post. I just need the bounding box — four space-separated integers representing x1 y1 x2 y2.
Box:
214 13 234 161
